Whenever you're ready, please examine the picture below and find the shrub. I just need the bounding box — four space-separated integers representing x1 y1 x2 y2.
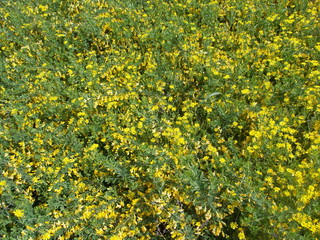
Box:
0 0 319 239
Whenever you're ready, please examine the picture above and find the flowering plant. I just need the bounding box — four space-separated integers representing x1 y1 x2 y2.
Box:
0 0 319 239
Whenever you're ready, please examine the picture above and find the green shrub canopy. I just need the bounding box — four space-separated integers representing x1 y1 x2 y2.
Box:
0 0 319 239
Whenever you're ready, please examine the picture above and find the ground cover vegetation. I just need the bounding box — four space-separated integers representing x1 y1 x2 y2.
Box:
0 0 319 239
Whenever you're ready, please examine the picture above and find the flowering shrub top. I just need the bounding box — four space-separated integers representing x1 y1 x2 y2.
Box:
0 0 319 239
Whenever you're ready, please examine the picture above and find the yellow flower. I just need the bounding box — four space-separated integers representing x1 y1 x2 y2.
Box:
49 96 58 101
38 4 48 12
110 235 124 240
13 209 24 218
62 157 74 164
241 89 250 94
96 228 105 235
230 222 238 229
87 144 99 151
0 180 5 195
77 111 86 117
238 228 246 239
42 232 51 240
267 13 278 22
11 109 18 115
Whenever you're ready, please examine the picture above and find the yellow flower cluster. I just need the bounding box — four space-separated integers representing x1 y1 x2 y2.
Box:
0 0 319 239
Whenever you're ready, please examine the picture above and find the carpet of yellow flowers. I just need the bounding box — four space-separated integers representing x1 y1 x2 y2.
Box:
0 0 319 239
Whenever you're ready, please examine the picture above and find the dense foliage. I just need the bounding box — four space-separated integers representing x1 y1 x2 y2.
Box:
0 0 319 239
